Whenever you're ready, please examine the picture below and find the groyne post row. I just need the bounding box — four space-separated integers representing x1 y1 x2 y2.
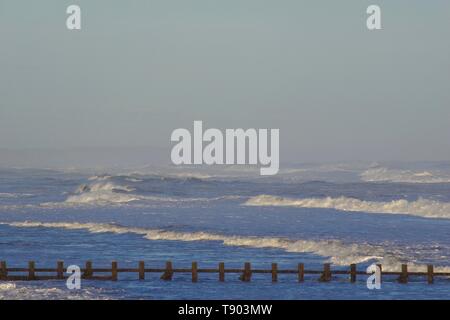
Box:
0 261 447 284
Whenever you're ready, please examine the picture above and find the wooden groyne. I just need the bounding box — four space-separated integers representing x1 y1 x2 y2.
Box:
1 261 449 284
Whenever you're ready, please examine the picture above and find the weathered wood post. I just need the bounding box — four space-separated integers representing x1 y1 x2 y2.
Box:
298 263 304 282
399 264 408 284
271 263 278 282
84 261 93 279
319 263 331 282
240 262 251 282
377 264 383 283
244 262 252 282
111 261 118 281
192 262 198 282
427 265 434 284
28 261 36 280
57 261 64 280
0 261 7 280
350 264 356 283
219 262 225 282
139 261 145 280
160 261 173 281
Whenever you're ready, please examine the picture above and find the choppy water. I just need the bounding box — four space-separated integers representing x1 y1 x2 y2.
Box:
1 162 450 299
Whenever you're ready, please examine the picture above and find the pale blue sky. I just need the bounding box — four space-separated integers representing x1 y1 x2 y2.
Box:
1 1 449 166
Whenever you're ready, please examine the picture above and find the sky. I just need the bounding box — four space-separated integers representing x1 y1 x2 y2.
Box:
0 0 450 167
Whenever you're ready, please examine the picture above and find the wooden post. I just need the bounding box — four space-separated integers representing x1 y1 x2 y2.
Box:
84 261 92 279
298 263 304 282
377 264 382 283
192 261 198 282
219 262 225 282
245 262 251 282
240 262 251 282
0 261 7 280
139 261 145 280
57 261 64 279
160 261 173 281
271 263 278 282
399 264 408 284
28 261 36 280
350 264 356 283
427 265 434 284
319 263 331 282
111 261 118 281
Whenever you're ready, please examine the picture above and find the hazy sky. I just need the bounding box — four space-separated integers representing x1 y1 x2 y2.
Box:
1 0 449 166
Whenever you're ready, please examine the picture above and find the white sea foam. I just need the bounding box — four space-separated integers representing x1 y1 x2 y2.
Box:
46 180 243 207
4 221 449 272
0 194 242 209
0 193 19 198
60 179 227 206
244 195 450 219
0 283 16 290
88 175 112 181
75 182 135 194
64 194 242 206
65 192 140 204
166 172 213 179
4 182 141 208
0 193 33 198
64 182 138 204
124 177 144 182
360 168 450 183
114 170 214 180
0 282 111 300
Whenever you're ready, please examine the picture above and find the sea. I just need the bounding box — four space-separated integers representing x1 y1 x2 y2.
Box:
1 162 450 299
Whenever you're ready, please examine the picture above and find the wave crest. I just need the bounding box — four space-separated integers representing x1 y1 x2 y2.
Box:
4 221 450 272
244 195 450 219
66 182 138 204
360 168 450 183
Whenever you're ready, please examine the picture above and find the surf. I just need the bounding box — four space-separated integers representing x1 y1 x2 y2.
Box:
244 195 450 219
4 221 450 273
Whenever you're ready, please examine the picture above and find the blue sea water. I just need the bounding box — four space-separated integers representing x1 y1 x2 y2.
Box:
1 163 450 299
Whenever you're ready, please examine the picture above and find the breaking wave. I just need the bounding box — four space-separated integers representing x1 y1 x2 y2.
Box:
0 282 111 300
87 175 112 181
36 181 244 207
66 182 139 204
244 195 450 219
74 182 135 194
65 192 140 205
360 168 450 183
3 221 450 272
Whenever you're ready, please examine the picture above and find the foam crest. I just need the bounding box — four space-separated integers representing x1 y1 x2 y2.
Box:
244 195 450 219
65 192 140 204
62 194 242 206
0 282 111 300
4 221 450 272
0 193 19 198
75 182 134 193
65 182 138 204
361 168 450 183
0 192 33 198
88 175 112 181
